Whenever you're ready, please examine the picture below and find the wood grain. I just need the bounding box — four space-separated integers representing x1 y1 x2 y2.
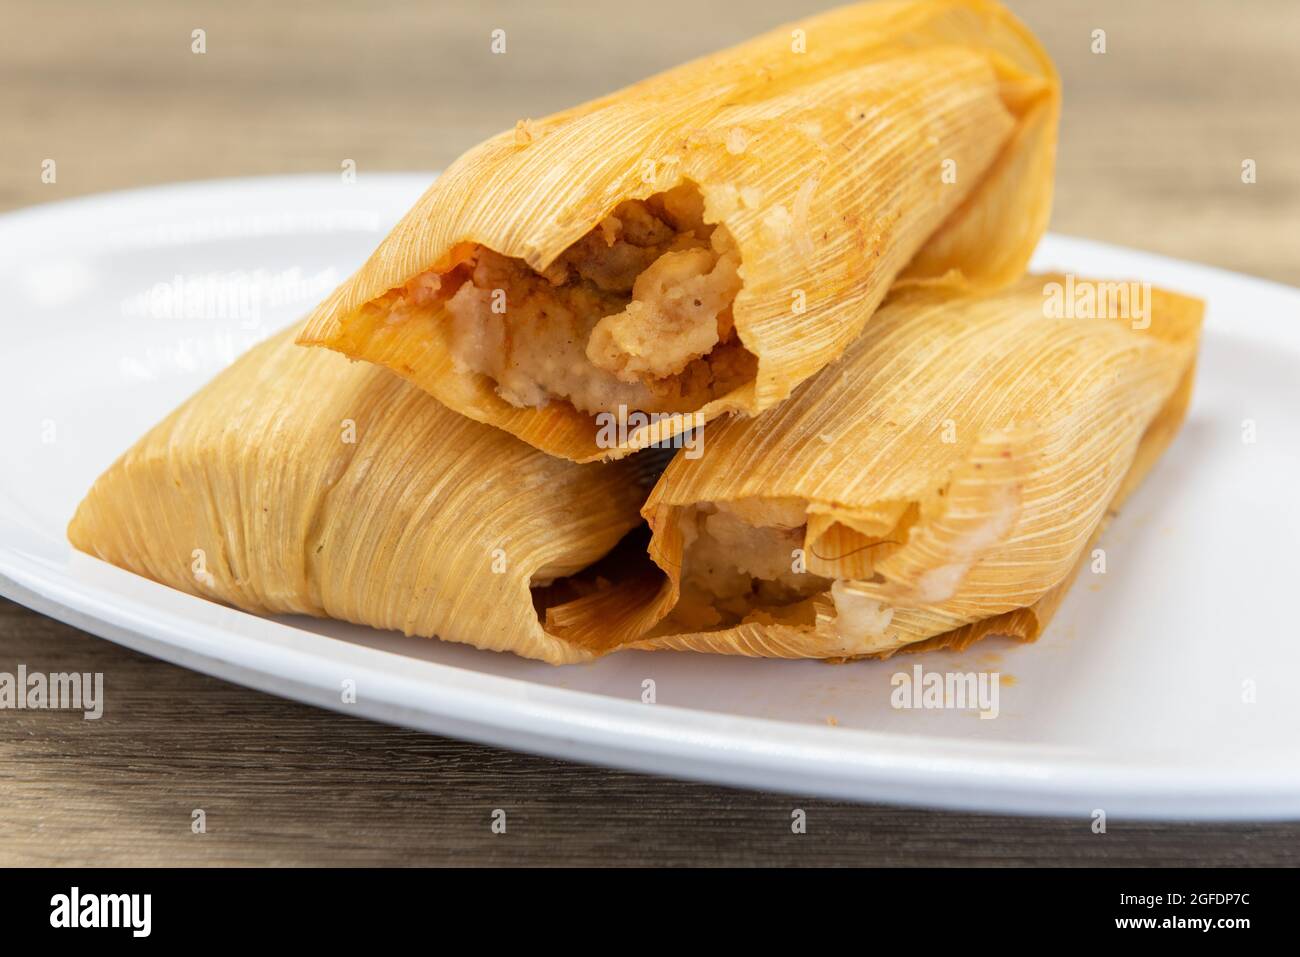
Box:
2 0 1297 865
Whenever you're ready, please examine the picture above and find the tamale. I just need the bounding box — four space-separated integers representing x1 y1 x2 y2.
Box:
627 275 1204 658
298 0 1060 462
67 327 673 664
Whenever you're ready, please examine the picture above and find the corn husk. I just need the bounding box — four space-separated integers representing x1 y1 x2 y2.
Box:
298 0 1059 462
67 327 672 664
630 275 1204 658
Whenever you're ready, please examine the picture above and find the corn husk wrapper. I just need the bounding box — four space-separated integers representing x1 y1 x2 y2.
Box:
298 0 1059 462
630 275 1204 658
67 327 672 664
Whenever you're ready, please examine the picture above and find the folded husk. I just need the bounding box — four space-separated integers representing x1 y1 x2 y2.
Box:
629 275 1204 658
298 0 1059 462
67 327 673 664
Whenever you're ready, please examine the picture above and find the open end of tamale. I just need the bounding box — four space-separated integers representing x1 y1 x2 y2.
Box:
357 182 757 419
531 525 677 656
666 497 914 642
530 526 652 612
655 490 1048 659
669 499 826 631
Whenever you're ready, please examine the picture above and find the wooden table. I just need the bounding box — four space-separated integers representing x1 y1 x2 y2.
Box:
2 0 1297 866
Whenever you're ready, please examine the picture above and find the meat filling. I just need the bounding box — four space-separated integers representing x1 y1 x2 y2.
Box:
670 498 904 646
384 184 753 416
670 500 830 631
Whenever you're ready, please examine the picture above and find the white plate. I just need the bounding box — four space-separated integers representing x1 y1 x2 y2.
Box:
2 174 1297 820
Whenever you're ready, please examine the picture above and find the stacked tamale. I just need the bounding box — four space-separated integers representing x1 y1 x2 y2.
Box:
70 0 1203 664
